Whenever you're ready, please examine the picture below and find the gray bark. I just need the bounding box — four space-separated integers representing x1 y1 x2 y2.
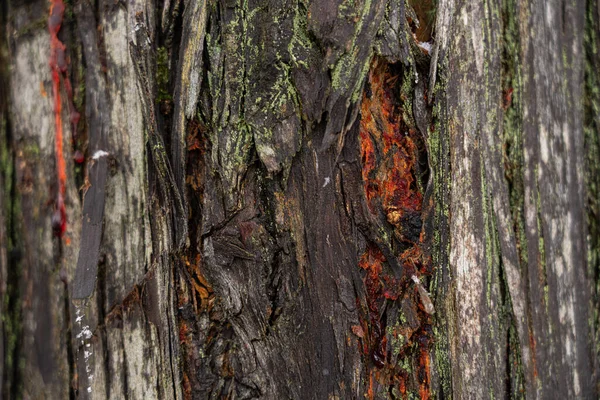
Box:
1 0 598 399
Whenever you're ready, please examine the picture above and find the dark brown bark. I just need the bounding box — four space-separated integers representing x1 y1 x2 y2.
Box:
1 0 598 399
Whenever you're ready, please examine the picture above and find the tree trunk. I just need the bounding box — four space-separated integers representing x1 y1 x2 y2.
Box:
1 0 598 398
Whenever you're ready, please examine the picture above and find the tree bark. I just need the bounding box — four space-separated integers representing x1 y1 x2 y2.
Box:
1 0 598 399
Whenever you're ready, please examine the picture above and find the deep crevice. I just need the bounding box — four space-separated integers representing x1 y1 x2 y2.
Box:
354 56 434 397
266 248 283 329
62 277 76 400
1 108 24 400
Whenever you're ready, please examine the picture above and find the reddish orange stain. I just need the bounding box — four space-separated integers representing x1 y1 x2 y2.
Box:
418 347 431 399
49 0 80 237
49 0 67 237
356 59 433 399
367 372 375 400
359 244 389 367
359 61 423 240
398 375 407 395
503 87 514 110
529 329 538 378
40 81 48 97
179 322 189 344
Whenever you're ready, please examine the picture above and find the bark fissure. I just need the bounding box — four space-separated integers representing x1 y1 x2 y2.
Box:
585 0 600 390
2 0 599 398
1 125 24 400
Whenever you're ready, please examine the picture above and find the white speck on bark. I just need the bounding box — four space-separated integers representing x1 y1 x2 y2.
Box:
412 275 435 314
92 150 109 160
417 41 432 53
75 305 94 396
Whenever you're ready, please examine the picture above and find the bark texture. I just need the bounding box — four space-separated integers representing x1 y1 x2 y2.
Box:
0 0 598 399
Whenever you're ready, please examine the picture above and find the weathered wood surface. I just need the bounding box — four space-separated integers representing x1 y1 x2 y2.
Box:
443 0 596 397
0 0 598 399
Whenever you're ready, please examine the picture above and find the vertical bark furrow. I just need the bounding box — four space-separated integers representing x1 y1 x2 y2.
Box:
500 0 531 395
445 0 505 396
440 0 596 397
519 0 593 397
584 0 600 392
4 1 82 397
170 0 208 248
2 0 598 398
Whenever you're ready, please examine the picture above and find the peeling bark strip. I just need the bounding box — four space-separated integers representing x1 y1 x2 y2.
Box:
170 0 208 248
130 14 186 249
2 0 599 398
72 0 110 300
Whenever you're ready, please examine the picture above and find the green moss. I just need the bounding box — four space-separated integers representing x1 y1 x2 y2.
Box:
387 321 406 357
22 142 40 158
398 354 411 373
501 0 528 271
427 67 453 400
583 0 600 373
288 0 313 68
331 48 360 92
1 114 24 399
13 16 46 38
63 0 75 22
507 318 526 398
350 51 374 103
400 67 416 130
266 62 300 117
156 46 171 102
331 0 373 93
433 324 453 398
203 0 263 198
481 162 494 308
427 77 450 276
497 0 533 393
338 0 359 18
